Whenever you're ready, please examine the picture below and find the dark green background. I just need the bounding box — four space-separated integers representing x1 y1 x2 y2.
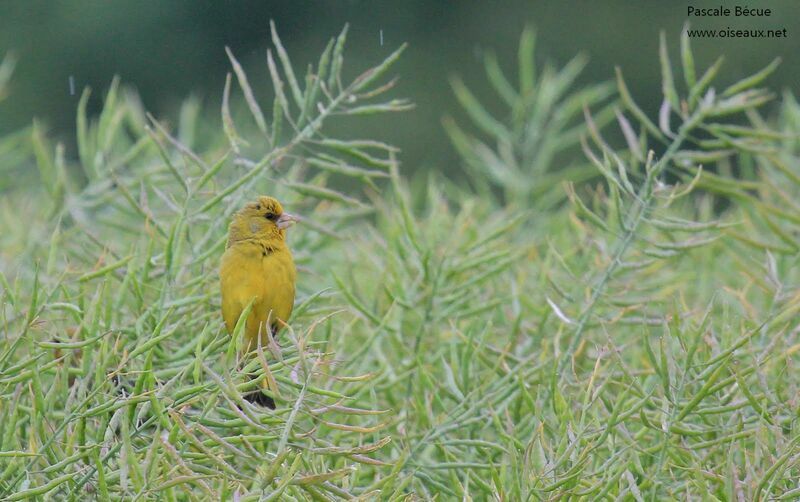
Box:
1 0 797 171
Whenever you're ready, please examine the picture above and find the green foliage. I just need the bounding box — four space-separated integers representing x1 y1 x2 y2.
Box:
2 26 800 500
444 27 615 208
0 26 407 500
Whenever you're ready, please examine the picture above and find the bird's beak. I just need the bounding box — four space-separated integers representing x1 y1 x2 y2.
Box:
276 212 298 229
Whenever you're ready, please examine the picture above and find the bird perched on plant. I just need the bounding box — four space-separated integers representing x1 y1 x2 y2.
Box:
220 196 297 408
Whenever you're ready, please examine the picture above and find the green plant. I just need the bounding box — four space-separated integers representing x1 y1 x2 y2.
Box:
0 25 409 500
2 24 800 500
444 27 615 209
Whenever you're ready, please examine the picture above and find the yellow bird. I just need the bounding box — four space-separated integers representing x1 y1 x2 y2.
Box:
220 196 297 407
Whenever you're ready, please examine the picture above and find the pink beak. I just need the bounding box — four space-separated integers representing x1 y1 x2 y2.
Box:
276 212 298 229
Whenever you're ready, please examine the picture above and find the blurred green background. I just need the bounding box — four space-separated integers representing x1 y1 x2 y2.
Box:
1 0 798 171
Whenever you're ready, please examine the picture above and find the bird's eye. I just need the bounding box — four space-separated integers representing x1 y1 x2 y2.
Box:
256 204 261 210
265 212 277 221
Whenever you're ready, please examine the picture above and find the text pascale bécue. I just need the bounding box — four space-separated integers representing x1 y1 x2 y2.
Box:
688 6 771 17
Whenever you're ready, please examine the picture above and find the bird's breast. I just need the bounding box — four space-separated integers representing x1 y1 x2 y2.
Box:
220 241 296 336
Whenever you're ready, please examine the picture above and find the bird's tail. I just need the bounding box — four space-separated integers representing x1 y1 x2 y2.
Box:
244 382 276 409
242 323 280 408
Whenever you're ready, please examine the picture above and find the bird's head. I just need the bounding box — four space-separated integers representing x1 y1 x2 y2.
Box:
228 196 297 245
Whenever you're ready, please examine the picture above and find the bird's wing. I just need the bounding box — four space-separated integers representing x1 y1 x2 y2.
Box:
258 248 296 329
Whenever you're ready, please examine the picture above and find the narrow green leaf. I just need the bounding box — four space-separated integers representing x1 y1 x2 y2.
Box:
328 24 349 92
225 46 269 136
451 77 510 140
270 20 304 108
616 67 666 142
722 58 781 98
659 31 679 110
351 43 407 93
680 26 696 89
518 27 536 96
